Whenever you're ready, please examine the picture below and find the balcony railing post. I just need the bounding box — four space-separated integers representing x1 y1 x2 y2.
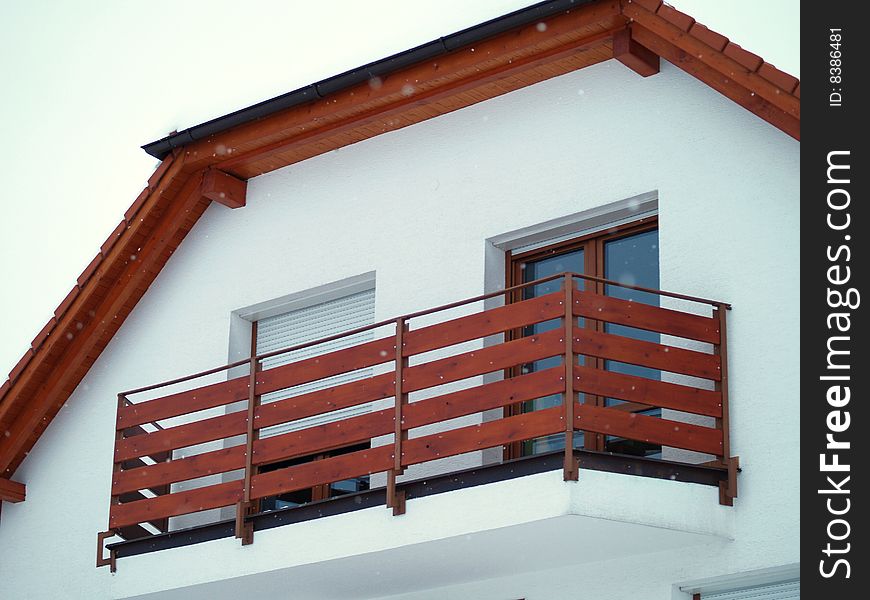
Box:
387 317 408 516
97 393 127 571
236 322 260 544
715 306 738 505
110 393 126 513
563 275 579 481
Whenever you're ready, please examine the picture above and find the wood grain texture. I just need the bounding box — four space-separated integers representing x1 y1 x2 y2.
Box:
573 289 719 344
574 402 722 455
573 328 721 380
573 365 721 417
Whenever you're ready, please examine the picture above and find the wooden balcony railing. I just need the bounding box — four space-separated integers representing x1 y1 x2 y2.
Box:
97 273 736 570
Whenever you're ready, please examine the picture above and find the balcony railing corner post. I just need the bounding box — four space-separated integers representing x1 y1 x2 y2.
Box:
96 530 117 572
562 274 579 481
237 323 261 544
387 317 409 515
99 393 127 570
235 500 255 545
714 305 737 506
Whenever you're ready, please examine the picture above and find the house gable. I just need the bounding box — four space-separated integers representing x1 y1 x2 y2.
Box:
0 0 799 492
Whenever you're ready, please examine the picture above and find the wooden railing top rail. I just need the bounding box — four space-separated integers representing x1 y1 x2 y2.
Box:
120 272 730 397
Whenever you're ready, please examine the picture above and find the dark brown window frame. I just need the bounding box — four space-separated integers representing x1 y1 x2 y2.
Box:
504 215 659 458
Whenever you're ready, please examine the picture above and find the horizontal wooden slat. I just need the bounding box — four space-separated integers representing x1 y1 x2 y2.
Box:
573 365 722 417
573 289 720 344
256 335 395 396
402 406 564 466
115 411 247 463
573 328 721 380
404 329 564 393
112 446 246 496
104 266 735 531
403 291 565 356
574 402 723 455
110 480 243 529
255 372 394 430
117 376 249 430
250 445 394 500
254 409 394 466
403 368 566 431
255 369 566 466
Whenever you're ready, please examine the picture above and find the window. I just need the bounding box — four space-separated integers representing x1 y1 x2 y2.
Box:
506 217 660 458
252 286 376 510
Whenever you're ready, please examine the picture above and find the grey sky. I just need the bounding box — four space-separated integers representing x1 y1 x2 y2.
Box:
0 0 799 375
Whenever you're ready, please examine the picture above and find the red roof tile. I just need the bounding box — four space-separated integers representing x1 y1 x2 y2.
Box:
723 41 763 72
53 286 80 319
758 62 799 93
657 4 694 32
124 188 151 222
146 153 175 190
631 0 662 12
689 23 728 52
100 221 128 257
77 254 104 287
9 350 34 382
30 318 57 351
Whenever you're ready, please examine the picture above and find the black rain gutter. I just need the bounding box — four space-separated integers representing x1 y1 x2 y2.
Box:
142 0 597 159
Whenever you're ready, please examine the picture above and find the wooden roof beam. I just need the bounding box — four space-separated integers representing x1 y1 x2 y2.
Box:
623 1 799 120
202 169 247 209
613 28 659 77
631 24 799 140
0 478 25 503
0 172 207 477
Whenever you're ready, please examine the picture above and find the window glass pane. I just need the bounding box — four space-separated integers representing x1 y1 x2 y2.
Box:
603 229 662 457
327 443 371 499
520 249 585 455
604 229 659 302
522 250 586 299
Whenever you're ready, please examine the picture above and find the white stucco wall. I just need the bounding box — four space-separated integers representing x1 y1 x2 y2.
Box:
0 56 799 600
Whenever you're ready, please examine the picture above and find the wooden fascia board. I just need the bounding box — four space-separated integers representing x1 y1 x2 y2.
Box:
179 0 624 177
216 27 619 177
631 24 799 140
0 165 204 476
0 478 25 503
622 1 799 120
0 152 179 428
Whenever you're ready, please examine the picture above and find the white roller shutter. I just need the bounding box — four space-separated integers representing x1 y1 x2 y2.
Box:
256 288 376 438
703 580 799 600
